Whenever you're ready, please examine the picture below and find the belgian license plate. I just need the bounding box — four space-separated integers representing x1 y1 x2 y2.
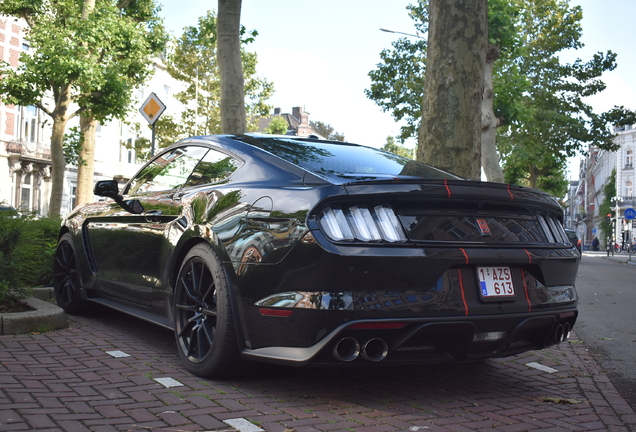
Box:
477 266 515 298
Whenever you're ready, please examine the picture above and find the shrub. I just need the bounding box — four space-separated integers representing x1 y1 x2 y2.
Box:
0 208 60 302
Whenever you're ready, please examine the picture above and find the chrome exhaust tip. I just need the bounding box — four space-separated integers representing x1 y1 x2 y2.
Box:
555 324 564 344
562 322 571 342
360 338 389 362
333 337 360 362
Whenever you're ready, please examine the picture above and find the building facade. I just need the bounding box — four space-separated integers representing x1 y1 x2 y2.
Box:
570 126 636 250
613 125 635 247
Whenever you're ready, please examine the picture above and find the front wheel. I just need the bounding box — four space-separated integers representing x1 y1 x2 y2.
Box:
173 243 244 378
53 233 88 314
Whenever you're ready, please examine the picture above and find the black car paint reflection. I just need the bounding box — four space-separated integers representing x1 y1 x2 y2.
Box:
54 134 579 378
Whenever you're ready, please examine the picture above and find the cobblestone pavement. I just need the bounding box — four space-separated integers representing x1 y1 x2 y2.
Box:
1 306 635 432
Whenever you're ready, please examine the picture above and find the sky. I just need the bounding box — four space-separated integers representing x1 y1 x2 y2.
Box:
157 0 636 181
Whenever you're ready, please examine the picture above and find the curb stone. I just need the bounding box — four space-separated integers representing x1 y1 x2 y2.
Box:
0 288 67 335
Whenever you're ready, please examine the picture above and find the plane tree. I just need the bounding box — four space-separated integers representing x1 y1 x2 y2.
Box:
144 10 273 154
0 0 166 214
367 0 636 193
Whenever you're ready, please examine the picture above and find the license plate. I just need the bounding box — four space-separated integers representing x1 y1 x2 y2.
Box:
477 266 515 298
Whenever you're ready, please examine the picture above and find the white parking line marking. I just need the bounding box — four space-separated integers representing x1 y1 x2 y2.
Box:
526 362 558 373
105 350 130 358
224 418 264 432
154 377 184 388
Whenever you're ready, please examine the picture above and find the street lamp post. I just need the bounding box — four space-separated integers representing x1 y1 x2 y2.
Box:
611 196 623 250
379 27 425 39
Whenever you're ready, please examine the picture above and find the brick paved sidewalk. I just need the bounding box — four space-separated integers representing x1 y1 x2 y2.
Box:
1 307 635 432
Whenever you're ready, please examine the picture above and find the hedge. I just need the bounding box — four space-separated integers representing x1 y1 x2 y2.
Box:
0 207 60 303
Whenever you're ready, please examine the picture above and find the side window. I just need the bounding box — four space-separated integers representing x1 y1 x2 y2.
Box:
184 149 241 187
127 146 209 194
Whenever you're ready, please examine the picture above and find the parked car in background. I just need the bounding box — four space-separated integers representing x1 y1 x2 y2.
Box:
0 205 18 218
565 229 582 254
54 134 580 378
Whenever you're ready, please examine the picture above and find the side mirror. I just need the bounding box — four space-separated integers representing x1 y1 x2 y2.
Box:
93 179 144 215
94 180 119 197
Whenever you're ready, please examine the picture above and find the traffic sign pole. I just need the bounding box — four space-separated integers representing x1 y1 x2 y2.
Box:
139 92 166 158
151 125 156 158
625 208 636 261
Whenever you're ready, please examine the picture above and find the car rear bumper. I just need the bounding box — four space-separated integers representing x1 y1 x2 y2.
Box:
241 309 577 366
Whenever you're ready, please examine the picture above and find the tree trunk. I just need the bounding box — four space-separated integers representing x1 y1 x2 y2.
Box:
528 164 538 189
217 0 246 134
72 0 97 209
481 43 504 182
417 0 487 180
75 114 97 207
47 84 73 217
82 0 95 18
48 117 67 217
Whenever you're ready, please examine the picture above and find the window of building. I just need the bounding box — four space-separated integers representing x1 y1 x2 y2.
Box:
20 172 32 211
626 180 633 199
20 105 39 143
70 185 77 211
626 148 633 169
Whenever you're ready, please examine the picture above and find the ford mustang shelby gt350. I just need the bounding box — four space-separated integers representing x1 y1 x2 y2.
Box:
54 134 579 377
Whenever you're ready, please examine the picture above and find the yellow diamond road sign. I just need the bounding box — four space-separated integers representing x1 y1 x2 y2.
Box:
140 92 166 125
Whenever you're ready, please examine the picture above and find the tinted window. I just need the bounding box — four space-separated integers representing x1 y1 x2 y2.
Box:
128 146 208 194
242 137 461 180
185 149 241 187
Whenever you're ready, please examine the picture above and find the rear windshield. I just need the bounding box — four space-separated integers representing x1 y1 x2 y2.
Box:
240 137 462 180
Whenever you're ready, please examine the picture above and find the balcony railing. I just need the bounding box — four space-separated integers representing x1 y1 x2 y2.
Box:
5 140 51 161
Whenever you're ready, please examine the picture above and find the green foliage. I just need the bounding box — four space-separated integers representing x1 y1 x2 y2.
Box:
160 10 273 142
365 0 636 198
0 209 60 302
382 136 414 159
309 121 345 141
0 0 167 122
365 2 427 143
63 126 86 167
0 0 167 215
264 116 289 135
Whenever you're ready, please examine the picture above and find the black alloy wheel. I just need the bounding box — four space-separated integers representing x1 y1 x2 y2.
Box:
53 233 87 314
174 243 243 378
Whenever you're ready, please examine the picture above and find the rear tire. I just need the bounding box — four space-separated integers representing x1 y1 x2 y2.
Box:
173 243 244 378
53 233 88 314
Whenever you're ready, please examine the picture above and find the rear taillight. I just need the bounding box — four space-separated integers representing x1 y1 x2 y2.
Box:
318 205 406 243
538 214 569 245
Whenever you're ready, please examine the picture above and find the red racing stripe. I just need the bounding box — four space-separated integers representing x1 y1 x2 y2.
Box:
457 269 469 316
521 268 532 312
444 179 452 198
524 249 533 264
507 184 514 201
460 248 469 264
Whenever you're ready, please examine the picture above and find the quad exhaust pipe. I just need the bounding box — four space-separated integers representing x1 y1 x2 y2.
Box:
333 337 389 362
553 322 572 344
333 337 360 362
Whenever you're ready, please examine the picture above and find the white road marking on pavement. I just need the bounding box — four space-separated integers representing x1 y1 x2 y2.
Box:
224 418 264 432
105 350 130 358
525 362 558 373
154 377 184 388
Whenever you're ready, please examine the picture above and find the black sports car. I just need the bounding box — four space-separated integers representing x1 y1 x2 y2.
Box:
54 134 579 378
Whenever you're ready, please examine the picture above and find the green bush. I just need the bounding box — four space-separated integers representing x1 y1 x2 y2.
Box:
0 208 60 302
